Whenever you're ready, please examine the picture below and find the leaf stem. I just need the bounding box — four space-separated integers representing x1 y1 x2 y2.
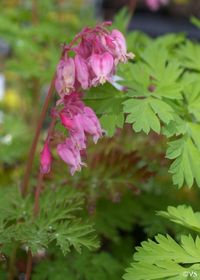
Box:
21 74 56 197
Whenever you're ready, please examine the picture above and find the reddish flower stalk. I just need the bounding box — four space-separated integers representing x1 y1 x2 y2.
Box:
21 74 56 197
25 115 57 280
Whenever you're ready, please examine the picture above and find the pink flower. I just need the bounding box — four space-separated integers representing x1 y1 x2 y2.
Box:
49 23 135 176
81 107 103 143
59 112 75 130
109 30 135 63
145 0 168 10
90 52 114 85
55 57 75 96
61 92 85 116
57 138 85 175
75 37 93 59
71 114 87 150
74 55 89 89
40 142 52 174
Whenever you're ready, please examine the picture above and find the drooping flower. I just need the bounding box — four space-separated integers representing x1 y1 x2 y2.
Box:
74 54 89 89
90 52 114 85
59 93 103 148
55 57 75 96
109 30 135 63
40 142 52 174
57 138 85 175
48 22 135 175
75 36 93 59
81 106 103 143
70 114 87 150
59 112 75 130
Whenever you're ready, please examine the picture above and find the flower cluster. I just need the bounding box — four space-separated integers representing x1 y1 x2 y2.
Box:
145 0 168 11
40 22 134 175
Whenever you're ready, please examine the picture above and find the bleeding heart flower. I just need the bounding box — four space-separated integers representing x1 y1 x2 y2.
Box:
71 114 87 150
55 57 75 96
90 52 114 85
74 55 89 89
57 138 85 175
110 30 135 63
59 112 75 130
81 107 103 143
49 22 135 176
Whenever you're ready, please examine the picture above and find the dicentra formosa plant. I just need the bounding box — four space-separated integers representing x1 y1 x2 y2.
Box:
21 22 134 279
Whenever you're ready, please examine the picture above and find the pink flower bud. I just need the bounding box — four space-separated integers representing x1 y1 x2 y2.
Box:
55 57 75 96
74 55 89 89
40 142 52 174
90 52 114 85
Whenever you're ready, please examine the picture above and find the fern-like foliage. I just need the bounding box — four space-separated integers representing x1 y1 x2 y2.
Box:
33 250 123 280
0 187 98 255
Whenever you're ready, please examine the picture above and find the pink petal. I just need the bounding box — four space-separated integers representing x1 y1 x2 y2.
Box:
59 112 75 130
74 55 89 89
90 52 114 84
55 57 75 95
57 139 84 175
40 142 52 174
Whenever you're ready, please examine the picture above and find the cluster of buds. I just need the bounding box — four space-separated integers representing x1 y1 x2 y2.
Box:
145 0 169 11
40 22 134 175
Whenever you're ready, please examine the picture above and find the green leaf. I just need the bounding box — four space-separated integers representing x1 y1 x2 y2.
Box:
166 136 200 187
124 234 200 280
100 113 124 137
154 33 185 50
33 250 123 280
84 83 124 115
183 82 200 122
191 16 200 29
124 99 160 134
0 187 98 255
149 98 174 125
112 7 131 34
123 97 175 134
178 41 200 71
158 205 200 233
